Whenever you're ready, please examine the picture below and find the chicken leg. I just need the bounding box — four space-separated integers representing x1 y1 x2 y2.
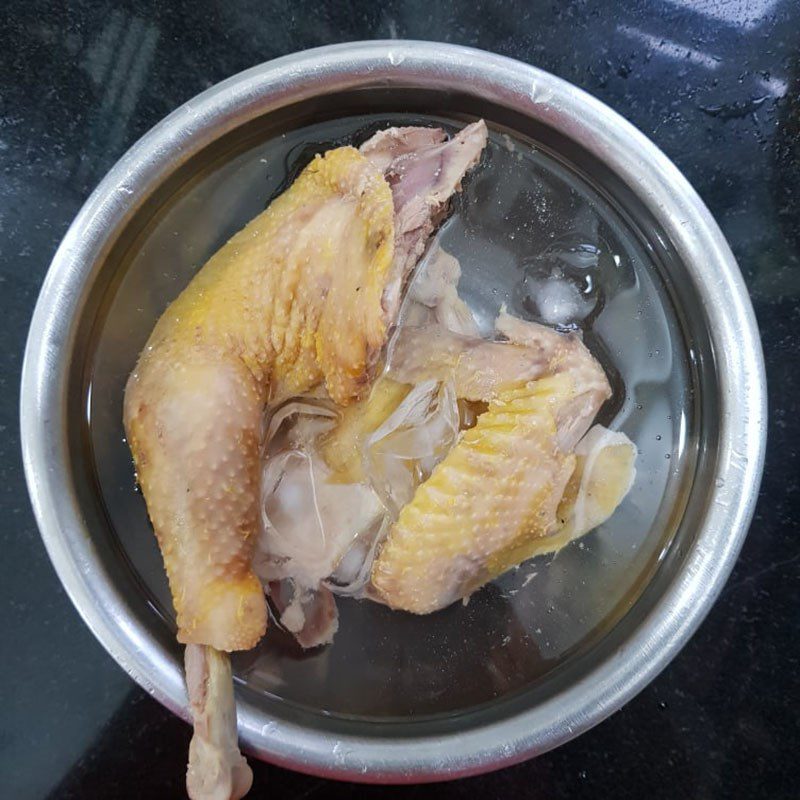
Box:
185 645 252 800
124 122 488 798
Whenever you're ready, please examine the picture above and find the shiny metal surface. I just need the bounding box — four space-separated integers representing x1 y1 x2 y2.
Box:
21 41 766 781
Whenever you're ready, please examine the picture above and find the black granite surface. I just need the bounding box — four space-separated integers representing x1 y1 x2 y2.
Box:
1 1 798 798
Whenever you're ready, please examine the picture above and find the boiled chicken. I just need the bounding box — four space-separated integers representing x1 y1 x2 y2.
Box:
370 313 614 612
262 264 635 625
124 121 488 798
185 645 252 800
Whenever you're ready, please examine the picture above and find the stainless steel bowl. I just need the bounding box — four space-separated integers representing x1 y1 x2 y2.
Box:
21 41 766 781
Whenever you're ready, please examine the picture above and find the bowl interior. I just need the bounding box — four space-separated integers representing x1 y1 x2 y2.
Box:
77 89 705 724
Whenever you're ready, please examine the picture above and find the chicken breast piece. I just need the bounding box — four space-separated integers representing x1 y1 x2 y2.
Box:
371 316 612 613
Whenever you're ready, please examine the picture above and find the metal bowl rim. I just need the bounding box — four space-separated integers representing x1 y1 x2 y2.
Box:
20 40 766 782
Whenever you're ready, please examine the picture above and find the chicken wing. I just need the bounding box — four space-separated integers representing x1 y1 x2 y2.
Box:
371 315 612 612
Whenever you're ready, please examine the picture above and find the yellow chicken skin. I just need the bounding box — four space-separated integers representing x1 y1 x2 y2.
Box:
371 375 580 613
370 315 613 613
124 146 395 652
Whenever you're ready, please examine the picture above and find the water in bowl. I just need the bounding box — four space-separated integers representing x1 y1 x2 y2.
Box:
88 113 692 719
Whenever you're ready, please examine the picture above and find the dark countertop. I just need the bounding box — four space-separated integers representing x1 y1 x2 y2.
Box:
1 1 798 798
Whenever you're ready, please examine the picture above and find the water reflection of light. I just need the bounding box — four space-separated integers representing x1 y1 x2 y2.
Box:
617 24 721 70
666 0 778 30
758 74 789 98
677 407 688 466
85 378 93 428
